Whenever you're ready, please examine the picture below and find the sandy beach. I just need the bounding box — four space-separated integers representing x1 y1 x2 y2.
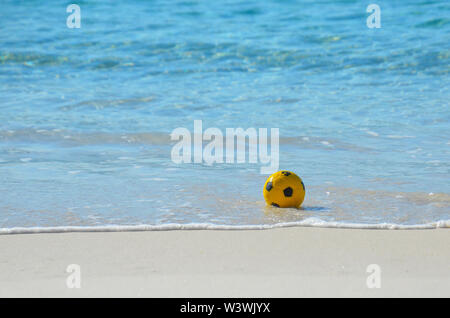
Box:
0 227 448 297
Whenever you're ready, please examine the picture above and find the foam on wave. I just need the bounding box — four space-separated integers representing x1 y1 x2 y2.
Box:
1 218 448 235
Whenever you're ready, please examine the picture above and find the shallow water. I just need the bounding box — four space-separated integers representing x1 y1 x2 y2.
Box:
0 0 449 230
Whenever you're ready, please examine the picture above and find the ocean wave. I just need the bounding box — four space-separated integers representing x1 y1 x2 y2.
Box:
0 128 372 152
0 129 171 146
1 218 449 235
2 40 448 75
415 18 450 28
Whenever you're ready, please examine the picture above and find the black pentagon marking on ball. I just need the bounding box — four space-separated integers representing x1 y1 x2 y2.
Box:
265 181 273 192
301 181 305 191
283 187 293 197
281 171 291 176
271 202 280 207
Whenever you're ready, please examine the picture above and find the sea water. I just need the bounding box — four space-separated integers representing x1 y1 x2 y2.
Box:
0 0 449 232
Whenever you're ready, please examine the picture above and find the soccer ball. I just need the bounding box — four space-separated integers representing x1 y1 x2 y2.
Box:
263 170 305 208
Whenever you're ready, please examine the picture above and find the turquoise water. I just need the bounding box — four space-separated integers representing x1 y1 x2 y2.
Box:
0 0 449 230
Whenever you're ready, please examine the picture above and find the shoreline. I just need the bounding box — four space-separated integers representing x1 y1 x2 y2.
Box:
0 227 448 297
1 218 449 235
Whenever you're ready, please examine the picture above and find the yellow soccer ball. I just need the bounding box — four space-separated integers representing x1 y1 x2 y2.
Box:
263 170 305 208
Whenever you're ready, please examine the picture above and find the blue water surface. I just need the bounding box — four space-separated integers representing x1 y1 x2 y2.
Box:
0 0 449 228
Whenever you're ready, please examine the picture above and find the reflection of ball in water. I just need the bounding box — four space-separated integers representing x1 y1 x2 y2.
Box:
263 170 305 208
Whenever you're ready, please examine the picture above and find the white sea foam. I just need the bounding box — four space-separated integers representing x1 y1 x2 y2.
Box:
366 131 379 137
0 218 448 235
